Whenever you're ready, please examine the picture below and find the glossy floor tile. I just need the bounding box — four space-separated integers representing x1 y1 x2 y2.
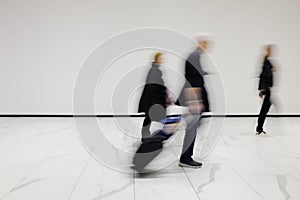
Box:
0 117 299 200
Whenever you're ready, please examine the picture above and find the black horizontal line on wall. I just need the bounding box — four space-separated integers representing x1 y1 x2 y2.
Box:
0 114 299 118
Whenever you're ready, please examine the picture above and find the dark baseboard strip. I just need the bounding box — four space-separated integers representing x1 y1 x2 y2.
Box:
0 114 299 118
208 114 300 118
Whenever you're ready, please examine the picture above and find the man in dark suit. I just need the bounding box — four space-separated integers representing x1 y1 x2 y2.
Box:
256 45 276 135
177 34 210 168
138 53 167 141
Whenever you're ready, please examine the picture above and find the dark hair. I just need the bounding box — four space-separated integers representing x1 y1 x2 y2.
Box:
264 45 274 60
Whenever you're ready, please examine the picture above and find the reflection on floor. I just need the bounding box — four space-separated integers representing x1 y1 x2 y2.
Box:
0 117 299 200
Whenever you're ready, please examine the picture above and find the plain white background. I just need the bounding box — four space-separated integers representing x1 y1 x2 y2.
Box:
0 0 299 114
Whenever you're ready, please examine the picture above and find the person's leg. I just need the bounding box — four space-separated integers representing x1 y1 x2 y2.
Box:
180 114 201 162
141 114 151 141
256 89 271 133
141 104 167 141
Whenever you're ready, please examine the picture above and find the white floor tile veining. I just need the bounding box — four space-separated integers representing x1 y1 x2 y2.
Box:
0 117 300 200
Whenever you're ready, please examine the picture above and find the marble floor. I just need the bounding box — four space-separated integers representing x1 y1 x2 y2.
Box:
0 116 300 200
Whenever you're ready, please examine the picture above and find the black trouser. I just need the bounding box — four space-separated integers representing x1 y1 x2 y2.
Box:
141 114 152 139
180 114 201 162
256 89 272 132
141 104 166 140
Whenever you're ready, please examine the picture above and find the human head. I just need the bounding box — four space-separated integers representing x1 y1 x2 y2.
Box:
194 33 211 51
265 44 275 57
154 52 163 64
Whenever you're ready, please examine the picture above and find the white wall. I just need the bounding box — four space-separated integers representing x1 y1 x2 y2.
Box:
0 0 299 114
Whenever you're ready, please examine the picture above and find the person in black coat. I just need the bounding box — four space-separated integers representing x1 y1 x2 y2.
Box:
177 34 211 168
138 53 167 141
256 45 276 135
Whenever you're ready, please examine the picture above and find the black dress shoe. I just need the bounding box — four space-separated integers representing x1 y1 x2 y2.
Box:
179 159 202 168
256 130 266 135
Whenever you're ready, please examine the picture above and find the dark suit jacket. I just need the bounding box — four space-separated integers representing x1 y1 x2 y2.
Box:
138 63 167 113
176 49 210 111
258 58 273 90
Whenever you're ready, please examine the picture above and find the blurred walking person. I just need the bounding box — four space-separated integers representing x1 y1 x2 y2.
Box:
176 34 210 168
256 45 277 135
138 53 167 142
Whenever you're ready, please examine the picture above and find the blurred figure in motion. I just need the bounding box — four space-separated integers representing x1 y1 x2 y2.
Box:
176 34 211 168
256 45 277 135
138 52 167 142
